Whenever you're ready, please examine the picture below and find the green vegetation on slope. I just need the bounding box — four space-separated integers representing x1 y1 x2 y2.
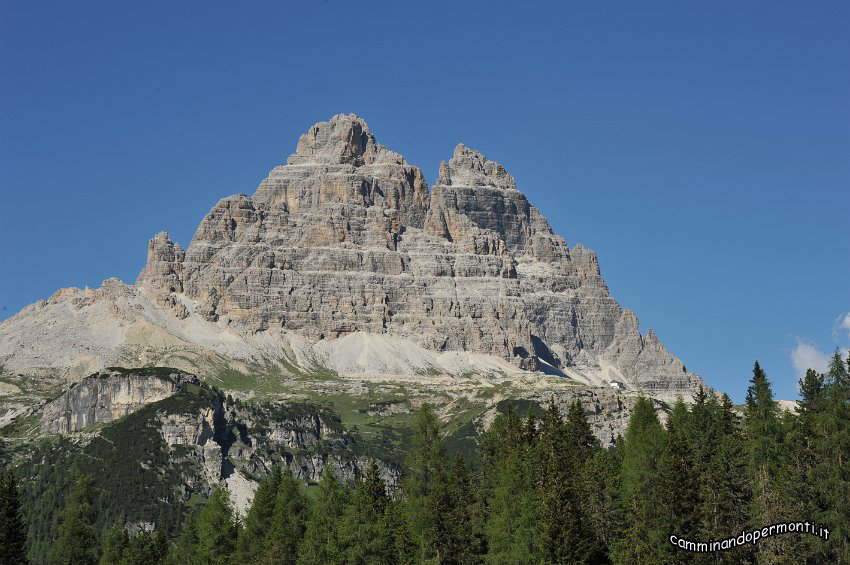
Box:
2 351 849 564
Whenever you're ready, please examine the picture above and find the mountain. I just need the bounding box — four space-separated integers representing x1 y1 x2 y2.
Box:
0 114 711 553
0 113 702 403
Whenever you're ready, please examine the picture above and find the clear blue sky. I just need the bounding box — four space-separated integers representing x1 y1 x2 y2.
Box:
1 1 848 402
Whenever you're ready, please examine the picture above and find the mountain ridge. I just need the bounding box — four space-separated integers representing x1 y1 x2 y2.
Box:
0 113 703 403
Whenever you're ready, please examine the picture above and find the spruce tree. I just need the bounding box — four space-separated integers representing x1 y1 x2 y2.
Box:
782 369 827 563
658 398 699 564
565 399 598 461
195 487 238 565
404 403 449 562
48 475 98 565
744 361 791 563
534 397 571 564
581 448 620 559
485 447 537 564
340 463 393 565
0 467 29 565
478 405 523 500
168 508 198 565
237 466 282 563
423 459 454 564
685 386 717 492
611 397 666 565
265 470 307 565
699 393 752 564
297 467 349 565
122 529 168 565
440 454 478 564
822 351 850 561
383 499 416 565
745 362 782 470
362 459 388 516
564 399 605 563
152 529 169 565
99 523 128 565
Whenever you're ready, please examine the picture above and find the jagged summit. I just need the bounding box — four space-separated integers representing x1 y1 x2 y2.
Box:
0 114 704 401
286 113 393 166
437 144 517 191
138 231 184 292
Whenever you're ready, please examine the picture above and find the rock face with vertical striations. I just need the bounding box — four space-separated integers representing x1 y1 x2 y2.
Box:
0 113 704 401
39 369 191 434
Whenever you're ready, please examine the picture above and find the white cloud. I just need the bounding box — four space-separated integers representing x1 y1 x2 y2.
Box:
791 340 831 379
789 312 850 386
839 312 850 341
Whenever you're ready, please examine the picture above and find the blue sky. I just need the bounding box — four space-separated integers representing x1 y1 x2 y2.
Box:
1 1 848 402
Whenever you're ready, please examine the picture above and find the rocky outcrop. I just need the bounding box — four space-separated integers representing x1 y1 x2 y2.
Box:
136 114 703 395
527 386 667 447
138 232 185 294
36 367 401 505
154 389 401 494
39 369 192 433
0 113 704 400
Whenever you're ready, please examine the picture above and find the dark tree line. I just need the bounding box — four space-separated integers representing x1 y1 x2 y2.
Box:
2 351 849 564
0 466 28 565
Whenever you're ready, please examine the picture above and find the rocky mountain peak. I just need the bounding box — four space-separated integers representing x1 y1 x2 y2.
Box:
286 113 393 167
0 114 705 401
137 231 184 293
437 143 517 191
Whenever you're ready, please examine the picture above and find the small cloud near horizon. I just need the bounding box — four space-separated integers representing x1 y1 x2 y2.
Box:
838 312 850 341
791 311 850 384
791 341 831 379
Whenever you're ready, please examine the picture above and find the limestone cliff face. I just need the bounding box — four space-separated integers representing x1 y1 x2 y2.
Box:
0 113 704 399
35 368 401 513
39 369 187 433
134 114 702 395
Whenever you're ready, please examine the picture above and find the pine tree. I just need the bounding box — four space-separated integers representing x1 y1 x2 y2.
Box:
744 361 791 564
195 487 238 565
658 398 699 564
485 447 537 564
340 462 393 565
563 399 605 563
297 467 349 565
781 369 827 563
48 474 98 565
821 351 850 562
745 362 782 467
122 529 168 565
383 499 416 565
404 403 449 562
534 397 570 564
0 467 29 565
478 405 523 500
168 508 198 565
611 397 666 565
440 454 478 564
237 466 282 563
99 523 128 565
362 459 388 516
580 447 620 559
685 386 717 490
698 393 752 564
265 470 307 565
